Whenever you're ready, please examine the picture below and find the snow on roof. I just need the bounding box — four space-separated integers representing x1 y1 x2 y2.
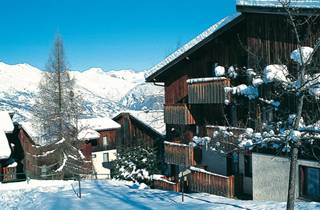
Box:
21 121 39 140
128 110 165 136
0 111 14 133
78 128 100 141
78 117 121 131
237 0 320 8
145 13 241 80
187 77 228 84
114 110 165 136
0 130 11 159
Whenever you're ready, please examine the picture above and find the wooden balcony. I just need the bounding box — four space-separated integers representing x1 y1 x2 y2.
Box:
164 104 195 125
164 141 197 166
187 77 230 104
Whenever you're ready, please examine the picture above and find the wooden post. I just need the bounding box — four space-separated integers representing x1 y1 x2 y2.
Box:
181 177 184 202
78 175 82 199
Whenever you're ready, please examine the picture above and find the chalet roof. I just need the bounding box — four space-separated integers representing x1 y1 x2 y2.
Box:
0 111 14 133
237 0 320 14
0 111 14 160
0 131 11 160
113 110 165 136
145 13 242 82
78 128 100 141
78 117 121 131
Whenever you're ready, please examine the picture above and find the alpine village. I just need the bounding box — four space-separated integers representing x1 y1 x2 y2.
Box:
1 1 320 210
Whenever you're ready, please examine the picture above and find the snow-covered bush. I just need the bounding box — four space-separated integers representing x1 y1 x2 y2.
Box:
112 146 159 185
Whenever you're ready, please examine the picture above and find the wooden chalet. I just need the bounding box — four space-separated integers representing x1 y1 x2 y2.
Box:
19 120 99 179
78 117 121 179
146 0 320 200
0 111 22 182
113 111 166 171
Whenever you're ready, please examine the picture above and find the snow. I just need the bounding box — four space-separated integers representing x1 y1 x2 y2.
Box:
237 0 320 8
290 47 314 65
0 131 11 159
55 153 67 172
263 64 289 83
225 84 258 99
186 77 228 84
0 179 318 210
78 117 121 131
252 77 264 87
7 162 17 168
0 111 14 133
0 61 163 123
215 66 225 77
78 128 100 141
190 166 229 178
309 84 320 97
0 111 14 160
145 13 241 79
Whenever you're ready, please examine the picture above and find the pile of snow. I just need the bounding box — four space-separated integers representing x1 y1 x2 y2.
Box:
146 13 241 78
263 64 289 84
214 66 225 77
290 47 314 65
252 77 264 87
0 131 11 159
227 66 238 78
225 84 258 100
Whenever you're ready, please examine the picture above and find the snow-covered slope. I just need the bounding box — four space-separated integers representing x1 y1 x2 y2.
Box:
0 62 164 122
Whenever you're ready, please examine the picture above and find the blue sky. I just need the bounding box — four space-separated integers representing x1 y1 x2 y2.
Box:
0 0 236 71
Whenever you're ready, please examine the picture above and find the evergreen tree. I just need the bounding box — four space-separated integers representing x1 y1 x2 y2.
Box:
112 146 159 184
33 35 88 177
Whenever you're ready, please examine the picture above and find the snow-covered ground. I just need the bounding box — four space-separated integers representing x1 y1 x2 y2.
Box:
0 180 319 210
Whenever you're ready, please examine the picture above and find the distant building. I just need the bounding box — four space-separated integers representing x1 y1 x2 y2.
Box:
113 111 166 171
0 111 21 182
78 117 121 179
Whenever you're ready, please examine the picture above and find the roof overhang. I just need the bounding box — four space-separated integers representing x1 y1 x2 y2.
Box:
237 5 320 16
145 14 244 83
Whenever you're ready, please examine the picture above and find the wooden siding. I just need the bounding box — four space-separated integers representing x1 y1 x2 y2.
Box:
164 104 195 125
188 78 230 104
91 129 118 152
153 179 180 192
165 75 188 105
189 168 235 197
164 141 195 166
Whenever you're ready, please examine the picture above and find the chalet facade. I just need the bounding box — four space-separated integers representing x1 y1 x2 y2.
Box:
146 0 320 200
113 111 165 171
19 118 107 179
78 117 121 179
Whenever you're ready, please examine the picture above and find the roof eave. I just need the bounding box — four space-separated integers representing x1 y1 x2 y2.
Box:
145 14 244 83
236 5 320 16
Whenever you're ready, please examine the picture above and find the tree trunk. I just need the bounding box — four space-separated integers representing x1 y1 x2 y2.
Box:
286 144 298 210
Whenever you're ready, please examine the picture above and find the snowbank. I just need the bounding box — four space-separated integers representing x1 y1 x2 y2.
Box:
263 64 289 83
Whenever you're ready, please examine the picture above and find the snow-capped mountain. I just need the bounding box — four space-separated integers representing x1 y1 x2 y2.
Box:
0 62 164 122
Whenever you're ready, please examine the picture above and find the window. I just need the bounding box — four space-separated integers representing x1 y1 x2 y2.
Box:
103 136 108 146
92 154 97 158
244 155 252 177
300 166 320 200
103 153 109 162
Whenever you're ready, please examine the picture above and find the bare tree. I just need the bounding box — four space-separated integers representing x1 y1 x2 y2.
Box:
33 35 89 177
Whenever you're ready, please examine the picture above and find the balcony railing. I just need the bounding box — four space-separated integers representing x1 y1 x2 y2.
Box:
164 104 195 125
164 141 197 166
92 145 116 152
189 166 235 198
187 77 230 104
